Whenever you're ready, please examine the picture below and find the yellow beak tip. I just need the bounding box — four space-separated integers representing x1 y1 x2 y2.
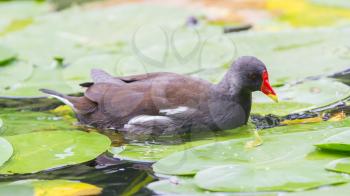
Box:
268 94 279 103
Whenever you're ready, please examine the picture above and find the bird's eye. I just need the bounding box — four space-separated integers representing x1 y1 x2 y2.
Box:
249 73 258 80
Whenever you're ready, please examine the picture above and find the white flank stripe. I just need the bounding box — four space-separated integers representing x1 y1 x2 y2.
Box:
160 106 189 115
128 115 171 125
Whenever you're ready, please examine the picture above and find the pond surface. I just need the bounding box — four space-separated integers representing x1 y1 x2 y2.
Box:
2 0 350 195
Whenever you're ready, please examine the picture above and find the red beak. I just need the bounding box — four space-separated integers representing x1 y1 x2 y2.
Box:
261 70 278 102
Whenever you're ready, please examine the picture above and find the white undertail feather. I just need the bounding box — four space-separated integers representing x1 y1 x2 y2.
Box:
49 94 77 111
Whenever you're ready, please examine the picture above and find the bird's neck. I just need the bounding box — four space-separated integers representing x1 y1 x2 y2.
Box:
212 75 252 123
215 70 244 96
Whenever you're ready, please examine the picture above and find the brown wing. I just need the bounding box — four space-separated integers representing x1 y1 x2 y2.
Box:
80 70 176 87
115 72 177 83
83 73 212 122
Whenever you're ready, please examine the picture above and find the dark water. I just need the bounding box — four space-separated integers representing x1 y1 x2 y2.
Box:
0 155 155 196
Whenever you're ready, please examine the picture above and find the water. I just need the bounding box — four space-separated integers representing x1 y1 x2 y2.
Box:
0 155 155 196
1 95 350 195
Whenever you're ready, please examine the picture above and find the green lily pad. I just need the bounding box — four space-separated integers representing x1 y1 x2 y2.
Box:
0 65 74 97
231 28 350 84
315 130 350 152
0 1 50 24
194 162 349 192
251 102 311 116
278 79 350 105
0 61 33 94
254 78 350 106
0 137 12 167
0 108 76 136
153 128 347 175
148 176 278 196
147 176 205 195
0 131 111 174
326 158 350 174
0 45 16 65
0 183 33 196
286 182 350 196
62 54 121 92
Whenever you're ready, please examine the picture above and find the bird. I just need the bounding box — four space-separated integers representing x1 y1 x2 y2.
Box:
40 56 278 138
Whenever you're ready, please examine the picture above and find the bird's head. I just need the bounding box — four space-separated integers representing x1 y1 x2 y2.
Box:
227 56 278 102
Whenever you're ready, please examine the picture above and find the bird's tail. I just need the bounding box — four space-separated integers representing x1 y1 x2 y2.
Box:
39 88 76 109
39 89 96 115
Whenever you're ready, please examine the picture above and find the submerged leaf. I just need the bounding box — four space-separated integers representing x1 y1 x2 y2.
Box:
0 131 111 174
33 180 102 196
281 116 323 126
245 130 263 148
110 125 254 162
0 180 101 196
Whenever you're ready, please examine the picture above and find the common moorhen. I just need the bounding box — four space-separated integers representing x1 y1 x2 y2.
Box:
40 56 278 136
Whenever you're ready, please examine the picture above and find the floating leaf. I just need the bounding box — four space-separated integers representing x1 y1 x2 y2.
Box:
0 183 33 196
147 176 204 195
153 128 347 175
0 61 33 94
287 182 350 196
326 158 350 174
315 130 350 152
148 176 279 196
62 54 120 92
251 102 311 116
0 108 76 136
254 79 350 106
0 131 111 174
0 137 12 167
194 162 349 192
0 1 50 24
232 28 350 85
